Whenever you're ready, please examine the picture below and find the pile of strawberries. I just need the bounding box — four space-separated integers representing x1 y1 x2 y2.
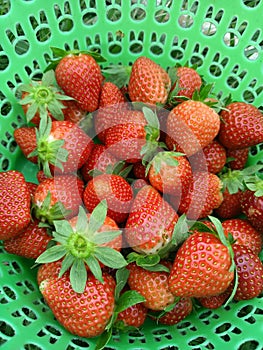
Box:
1 48 263 346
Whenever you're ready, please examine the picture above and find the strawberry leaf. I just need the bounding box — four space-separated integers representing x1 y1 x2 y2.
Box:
115 290 145 314
114 267 130 300
93 246 127 269
70 258 87 293
84 255 103 283
59 253 75 277
88 199 107 233
35 244 67 263
95 329 112 350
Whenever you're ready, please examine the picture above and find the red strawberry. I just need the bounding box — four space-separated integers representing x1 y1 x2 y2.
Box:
14 126 38 163
189 140 227 174
32 174 84 223
36 170 49 183
214 188 242 219
128 56 171 105
226 147 249 170
168 231 234 298
222 218 262 255
94 81 127 143
39 270 116 338
127 261 175 311
37 260 62 285
54 50 103 112
104 110 147 163
125 185 178 255
83 173 133 223
148 151 192 196
240 188 263 234
3 220 52 259
197 288 232 309
0 171 31 240
178 172 223 220
62 99 87 124
232 244 263 301
132 161 148 181
80 144 118 183
26 181 38 199
31 117 94 177
218 102 263 150
166 100 220 156
150 297 193 325
167 65 202 105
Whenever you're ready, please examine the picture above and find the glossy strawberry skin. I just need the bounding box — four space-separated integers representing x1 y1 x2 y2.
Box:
226 147 249 170
232 244 263 301
125 185 178 255
168 232 234 298
40 271 116 338
221 218 263 255
14 126 38 163
128 56 171 105
55 53 103 112
166 100 220 156
48 120 94 175
218 102 263 150
117 298 148 328
4 220 52 259
214 188 242 219
33 174 84 221
148 155 192 196
151 297 193 325
80 144 118 183
0 171 31 240
178 172 223 220
127 261 175 311
37 260 62 285
197 288 232 309
83 173 133 224
240 190 263 234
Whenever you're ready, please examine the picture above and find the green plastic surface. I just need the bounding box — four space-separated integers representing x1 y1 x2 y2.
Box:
0 0 263 349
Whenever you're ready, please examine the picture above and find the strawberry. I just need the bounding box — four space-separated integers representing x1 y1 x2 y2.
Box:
3 220 52 259
26 181 38 199
218 102 263 150
168 219 235 298
37 260 62 285
128 56 171 105
214 188 242 219
232 244 263 301
39 270 116 338
240 175 263 233
197 288 232 309
178 171 223 220
189 140 227 174
116 297 148 329
83 173 133 224
226 147 249 170
167 65 202 106
36 202 126 293
32 174 84 223
30 116 94 177
166 100 220 156
125 185 178 255
51 48 104 112
18 70 72 125
148 151 192 196
127 261 175 311
221 218 263 255
150 297 193 325
62 99 87 124
14 126 38 163
0 170 31 240
80 144 118 183
94 81 127 143
104 110 147 163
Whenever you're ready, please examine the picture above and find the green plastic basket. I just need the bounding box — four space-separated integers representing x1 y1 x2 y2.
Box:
0 1 263 349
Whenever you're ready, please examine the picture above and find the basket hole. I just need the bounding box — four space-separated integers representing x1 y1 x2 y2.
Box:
243 90 255 104
131 7 146 21
150 45 163 55
130 43 143 54
0 321 15 338
209 64 222 77
0 0 11 15
107 8 121 22
238 340 260 350
242 0 261 7
36 27 51 42
170 49 184 60
24 344 43 350
178 14 194 28
154 9 170 23
0 158 10 171
202 21 217 36
59 18 74 32
109 43 122 55
224 33 239 47
15 40 30 55
227 76 239 89
1 101 12 116
67 338 90 348
0 54 9 71
82 11 98 26
1 286 17 303
244 45 259 60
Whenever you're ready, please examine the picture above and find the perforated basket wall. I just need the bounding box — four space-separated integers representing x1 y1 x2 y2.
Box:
0 1 263 349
